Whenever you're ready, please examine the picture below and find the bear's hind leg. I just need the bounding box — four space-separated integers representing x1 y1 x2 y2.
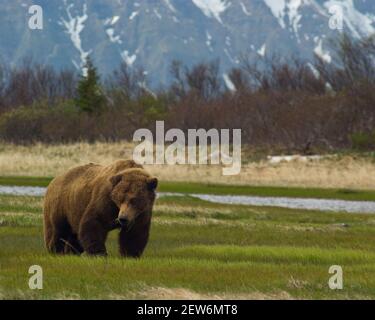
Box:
64 233 84 255
45 217 72 254
46 227 66 254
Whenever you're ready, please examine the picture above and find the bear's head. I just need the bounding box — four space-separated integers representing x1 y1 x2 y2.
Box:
109 168 158 229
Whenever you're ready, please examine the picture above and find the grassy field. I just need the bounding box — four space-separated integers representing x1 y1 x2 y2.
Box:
1 141 375 189
1 142 375 300
1 191 375 300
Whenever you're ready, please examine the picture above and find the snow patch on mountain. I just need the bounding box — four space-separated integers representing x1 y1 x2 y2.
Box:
224 48 239 64
223 73 236 91
106 28 122 44
59 2 91 74
163 0 177 12
104 16 120 26
287 0 304 40
206 31 213 51
154 9 162 19
263 0 306 39
121 50 137 67
191 0 231 23
307 62 320 78
257 44 267 57
240 2 251 16
314 37 331 63
129 11 139 20
263 0 286 28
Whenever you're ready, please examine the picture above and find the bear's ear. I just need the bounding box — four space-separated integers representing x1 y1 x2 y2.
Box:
147 177 158 191
110 174 123 187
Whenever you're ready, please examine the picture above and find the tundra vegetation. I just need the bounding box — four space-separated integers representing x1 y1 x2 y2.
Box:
0 35 375 153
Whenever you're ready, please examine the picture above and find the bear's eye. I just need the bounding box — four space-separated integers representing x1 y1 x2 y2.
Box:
130 198 145 208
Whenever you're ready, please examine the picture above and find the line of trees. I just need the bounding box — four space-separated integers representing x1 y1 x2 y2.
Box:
0 34 375 151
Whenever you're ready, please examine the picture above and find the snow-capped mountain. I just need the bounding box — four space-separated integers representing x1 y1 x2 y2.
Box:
1 0 375 87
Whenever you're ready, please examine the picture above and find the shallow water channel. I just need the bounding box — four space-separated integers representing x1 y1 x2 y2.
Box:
2 186 375 214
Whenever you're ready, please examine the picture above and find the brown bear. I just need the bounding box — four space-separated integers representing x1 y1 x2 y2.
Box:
43 160 158 257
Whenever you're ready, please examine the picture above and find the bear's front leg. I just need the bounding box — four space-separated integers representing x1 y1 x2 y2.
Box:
119 221 150 258
79 218 108 256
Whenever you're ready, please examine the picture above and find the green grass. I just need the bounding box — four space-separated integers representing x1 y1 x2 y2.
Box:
160 182 375 201
1 194 375 299
0 176 52 187
1 176 375 201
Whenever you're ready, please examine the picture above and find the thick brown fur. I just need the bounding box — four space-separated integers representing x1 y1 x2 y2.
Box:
43 160 157 257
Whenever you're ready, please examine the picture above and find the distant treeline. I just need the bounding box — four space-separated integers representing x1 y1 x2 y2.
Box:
1 34 375 152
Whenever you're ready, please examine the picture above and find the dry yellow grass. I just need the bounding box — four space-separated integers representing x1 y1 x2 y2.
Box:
1 287 294 300
129 286 294 300
0 141 374 189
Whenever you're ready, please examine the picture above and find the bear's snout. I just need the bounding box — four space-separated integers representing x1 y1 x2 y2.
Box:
118 203 137 226
118 217 129 227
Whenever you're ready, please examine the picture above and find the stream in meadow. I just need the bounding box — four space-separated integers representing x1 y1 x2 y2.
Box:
2 186 375 214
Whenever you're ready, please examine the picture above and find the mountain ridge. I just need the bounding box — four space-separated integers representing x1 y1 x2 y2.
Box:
1 0 374 87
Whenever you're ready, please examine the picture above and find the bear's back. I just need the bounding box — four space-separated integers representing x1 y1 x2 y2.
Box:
45 163 102 209
52 163 101 189
46 160 143 197
99 160 143 177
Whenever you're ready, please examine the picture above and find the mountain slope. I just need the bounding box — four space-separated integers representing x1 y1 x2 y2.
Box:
1 0 374 87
